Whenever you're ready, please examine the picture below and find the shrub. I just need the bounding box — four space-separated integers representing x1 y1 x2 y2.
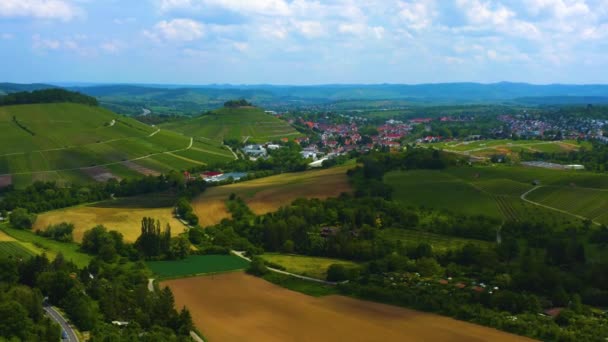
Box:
9 208 37 229
246 257 268 276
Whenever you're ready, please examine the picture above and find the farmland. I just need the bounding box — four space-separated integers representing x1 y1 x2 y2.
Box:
192 165 353 227
526 186 608 224
0 103 235 187
385 166 596 227
161 106 302 143
33 193 185 242
1 225 91 267
147 254 249 279
379 229 493 252
260 254 358 280
429 139 586 159
162 272 534 342
0 241 36 259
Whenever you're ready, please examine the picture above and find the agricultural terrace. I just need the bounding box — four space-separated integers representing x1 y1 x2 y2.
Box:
147 254 249 279
429 139 586 159
192 165 353 227
161 106 302 143
33 193 185 243
526 186 608 225
1 225 92 267
0 103 233 187
163 272 534 342
260 254 358 280
385 165 597 227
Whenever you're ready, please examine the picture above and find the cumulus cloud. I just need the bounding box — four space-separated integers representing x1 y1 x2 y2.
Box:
158 0 290 16
0 0 82 21
145 19 205 42
398 1 436 30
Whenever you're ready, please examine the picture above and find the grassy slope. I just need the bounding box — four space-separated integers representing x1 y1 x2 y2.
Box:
385 165 593 227
192 165 353 227
527 186 608 224
0 103 232 186
161 106 301 143
0 224 92 268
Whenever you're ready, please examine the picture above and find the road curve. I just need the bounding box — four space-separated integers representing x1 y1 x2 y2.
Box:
44 306 79 342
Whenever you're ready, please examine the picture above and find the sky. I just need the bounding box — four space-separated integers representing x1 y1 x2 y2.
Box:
1 0 607 85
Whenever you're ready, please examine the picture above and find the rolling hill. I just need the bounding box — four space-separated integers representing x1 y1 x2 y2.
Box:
160 106 301 144
0 102 234 188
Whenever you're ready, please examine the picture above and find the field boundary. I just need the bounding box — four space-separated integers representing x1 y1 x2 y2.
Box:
520 186 600 226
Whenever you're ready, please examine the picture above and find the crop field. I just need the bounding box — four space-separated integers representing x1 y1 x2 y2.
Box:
161 107 302 143
33 193 185 242
526 186 608 224
162 272 533 342
192 165 353 227
430 139 583 158
386 166 589 226
0 241 36 259
1 225 91 267
147 254 249 279
260 254 358 279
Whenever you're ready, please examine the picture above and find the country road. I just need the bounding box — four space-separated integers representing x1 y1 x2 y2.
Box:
44 306 79 342
231 251 340 285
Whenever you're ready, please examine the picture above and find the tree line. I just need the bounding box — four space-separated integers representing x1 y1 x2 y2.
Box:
0 88 98 106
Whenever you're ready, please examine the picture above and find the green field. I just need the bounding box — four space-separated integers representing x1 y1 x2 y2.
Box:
385 166 593 227
0 103 238 187
379 229 494 252
146 254 250 279
0 241 36 259
0 225 92 268
161 106 301 143
526 186 608 224
260 254 358 280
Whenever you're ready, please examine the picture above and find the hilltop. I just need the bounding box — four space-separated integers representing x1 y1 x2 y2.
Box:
160 105 301 144
0 102 233 188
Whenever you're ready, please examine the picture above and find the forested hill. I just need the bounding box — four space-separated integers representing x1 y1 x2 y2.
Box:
0 88 98 106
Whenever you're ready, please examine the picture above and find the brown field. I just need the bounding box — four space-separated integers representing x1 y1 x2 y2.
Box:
192 165 353 227
34 205 185 242
163 272 534 342
0 230 16 241
82 166 120 182
122 161 161 176
0 175 12 188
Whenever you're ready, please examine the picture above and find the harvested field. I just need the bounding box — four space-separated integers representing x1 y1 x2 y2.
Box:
193 165 353 227
163 272 533 342
122 161 160 176
82 166 120 182
34 204 184 242
0 230 16 241
0 175 12 188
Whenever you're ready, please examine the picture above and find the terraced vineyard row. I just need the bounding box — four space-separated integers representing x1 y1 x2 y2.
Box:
0 241 36 259
526 186 608 224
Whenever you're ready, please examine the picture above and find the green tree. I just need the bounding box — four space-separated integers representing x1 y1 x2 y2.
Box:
9 208 37 229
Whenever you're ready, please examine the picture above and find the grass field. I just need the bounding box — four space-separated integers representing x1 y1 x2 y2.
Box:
385 166 592 227
0 103 236 187
161 106 302 143
147 255 249 279
162 272 534 342
526 186 608 224
379 229 494 252
193 165 353 227
0 241 36 259
0 225 91 267
33 193 185 242
260 254 358 280
429 139 584 159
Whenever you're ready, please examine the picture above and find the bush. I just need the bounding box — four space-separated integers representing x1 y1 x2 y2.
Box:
327 264 349 282
246 257 268 276
37 222 74 242
9 208 37 229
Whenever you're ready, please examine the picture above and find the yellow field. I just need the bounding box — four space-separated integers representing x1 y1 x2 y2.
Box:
163 272 534 342
192 165 353 227
34 205 185 242
260 253 358 279
0 229 16 241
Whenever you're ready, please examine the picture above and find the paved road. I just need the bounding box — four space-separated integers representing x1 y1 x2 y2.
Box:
231 251 340 285
44 306 79 342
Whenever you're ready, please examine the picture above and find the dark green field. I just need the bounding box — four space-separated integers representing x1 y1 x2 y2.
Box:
146 254 250 279
0 241 36 259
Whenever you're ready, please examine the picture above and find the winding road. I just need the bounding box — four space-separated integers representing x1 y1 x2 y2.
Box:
44 305 79 342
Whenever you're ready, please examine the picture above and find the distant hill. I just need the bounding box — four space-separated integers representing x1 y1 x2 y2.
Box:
63 82 608 115
0 88 98 106
0 102 232 188
0 83 56 96
160 106 301 143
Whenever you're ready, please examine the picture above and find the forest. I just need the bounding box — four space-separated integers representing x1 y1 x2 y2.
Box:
0 89 98 106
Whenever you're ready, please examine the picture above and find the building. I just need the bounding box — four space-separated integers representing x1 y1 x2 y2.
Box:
242 144 267 157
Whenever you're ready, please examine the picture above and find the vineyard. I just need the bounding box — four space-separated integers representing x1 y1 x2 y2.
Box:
0 241 36 259
526 186 608 224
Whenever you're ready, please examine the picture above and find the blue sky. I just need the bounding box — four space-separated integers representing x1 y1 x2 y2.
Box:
1 0 607 85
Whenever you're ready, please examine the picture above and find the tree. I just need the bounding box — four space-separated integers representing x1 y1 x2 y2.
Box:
327 264 349 282
246 257 268 276
9 208 37 229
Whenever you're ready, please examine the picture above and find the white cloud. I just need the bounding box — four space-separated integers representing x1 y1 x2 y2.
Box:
233 41 248 52
1 33 14 40
145 19 205 42
32 34 61 50
159 0 290 16
100 40 124 54
398 1 436 30
292 20 324 38
0 0 81 21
